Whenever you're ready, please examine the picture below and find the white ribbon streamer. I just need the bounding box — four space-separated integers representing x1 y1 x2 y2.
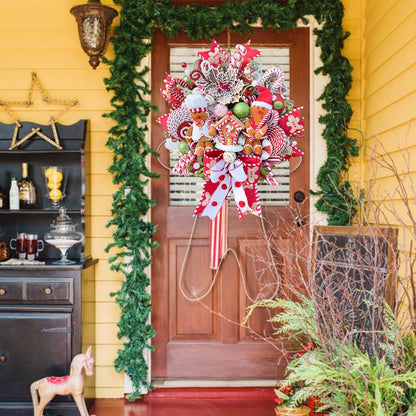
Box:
201 158 249 220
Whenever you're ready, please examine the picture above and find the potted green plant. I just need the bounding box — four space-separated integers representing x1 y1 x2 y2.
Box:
252 295 416 415
275 384 311 416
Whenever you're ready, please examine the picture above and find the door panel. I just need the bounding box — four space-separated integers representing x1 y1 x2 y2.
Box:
167 343 285 379
169 239 219 340
151 28 310 380
238 238 283 340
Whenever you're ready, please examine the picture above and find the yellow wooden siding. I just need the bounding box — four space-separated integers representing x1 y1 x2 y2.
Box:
362 0 416 299
0 0 364 399
82 265 96 398
0 0 124 398
363 0 416 160
342 0 364 186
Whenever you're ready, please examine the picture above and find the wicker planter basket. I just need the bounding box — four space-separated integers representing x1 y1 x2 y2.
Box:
275 405 311 416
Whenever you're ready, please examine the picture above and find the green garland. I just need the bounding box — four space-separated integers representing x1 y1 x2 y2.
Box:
104 0 359 399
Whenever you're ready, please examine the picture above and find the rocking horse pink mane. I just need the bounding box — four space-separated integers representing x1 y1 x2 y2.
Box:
30 346 95 416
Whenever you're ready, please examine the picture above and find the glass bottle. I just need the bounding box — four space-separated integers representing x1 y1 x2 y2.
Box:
9 177 20 210
18 163 37 209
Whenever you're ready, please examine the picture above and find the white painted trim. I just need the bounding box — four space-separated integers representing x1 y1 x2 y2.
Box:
123 346 152 395
153 379 279 388
304 17 329 227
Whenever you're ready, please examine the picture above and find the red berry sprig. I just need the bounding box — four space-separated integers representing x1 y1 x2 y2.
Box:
274 385 296 405
296 341 315 358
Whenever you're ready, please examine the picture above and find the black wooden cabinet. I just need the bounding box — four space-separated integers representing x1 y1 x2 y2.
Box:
0 120 89 262
0 121 96 416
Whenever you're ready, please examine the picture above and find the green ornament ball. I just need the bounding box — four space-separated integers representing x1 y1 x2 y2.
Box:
274 101 283 110
178 140 189 154
233 102 250 119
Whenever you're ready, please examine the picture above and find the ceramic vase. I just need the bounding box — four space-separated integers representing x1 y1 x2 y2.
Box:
275 405 311 416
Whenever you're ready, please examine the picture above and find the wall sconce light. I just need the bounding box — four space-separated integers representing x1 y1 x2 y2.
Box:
70 0 118 69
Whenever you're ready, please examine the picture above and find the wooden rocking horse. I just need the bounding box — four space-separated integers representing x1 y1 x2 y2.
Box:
30 346 95 416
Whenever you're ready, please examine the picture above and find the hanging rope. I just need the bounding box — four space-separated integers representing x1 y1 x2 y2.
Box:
227 28 231 53
156 138 172 171
178 210 281 303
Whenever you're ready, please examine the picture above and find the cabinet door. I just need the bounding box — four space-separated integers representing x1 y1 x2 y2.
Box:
0 312 72 401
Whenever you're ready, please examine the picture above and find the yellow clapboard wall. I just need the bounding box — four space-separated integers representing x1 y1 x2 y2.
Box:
362 0 416 225
342 0 364 187
0 0 364 398
0 0 124 398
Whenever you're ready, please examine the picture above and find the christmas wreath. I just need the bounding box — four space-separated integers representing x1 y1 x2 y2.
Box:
158 40 304 267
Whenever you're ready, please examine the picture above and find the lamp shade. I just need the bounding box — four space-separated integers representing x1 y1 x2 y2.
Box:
70 0 118 69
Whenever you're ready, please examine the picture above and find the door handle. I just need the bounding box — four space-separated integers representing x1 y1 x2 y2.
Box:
293 190 305 203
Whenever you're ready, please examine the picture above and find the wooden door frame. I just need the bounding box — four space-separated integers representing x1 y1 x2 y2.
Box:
150 27 310 380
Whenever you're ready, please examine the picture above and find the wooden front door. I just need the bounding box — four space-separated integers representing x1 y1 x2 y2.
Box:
151 28 310 381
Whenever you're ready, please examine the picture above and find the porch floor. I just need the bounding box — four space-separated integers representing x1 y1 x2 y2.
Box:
89 388 276 416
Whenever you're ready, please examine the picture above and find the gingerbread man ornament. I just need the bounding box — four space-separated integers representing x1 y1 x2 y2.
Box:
184 91 214 157
244 86 273 156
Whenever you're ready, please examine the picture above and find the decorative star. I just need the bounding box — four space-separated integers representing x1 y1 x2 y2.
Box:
0 72 78 150
240 41 261 68
156 113 169 130
198 40 230 67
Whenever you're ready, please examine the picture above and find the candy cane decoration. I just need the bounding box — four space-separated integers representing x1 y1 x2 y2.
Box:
258 66 287 95
230 43 247 70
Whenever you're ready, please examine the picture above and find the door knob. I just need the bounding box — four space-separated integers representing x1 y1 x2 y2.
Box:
293 190 305 203
0 288 6 296
0 355 6 363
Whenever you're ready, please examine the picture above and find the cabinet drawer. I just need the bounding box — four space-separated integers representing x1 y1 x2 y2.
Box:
26 281 73 304
0 278 74 304
0 282 23 301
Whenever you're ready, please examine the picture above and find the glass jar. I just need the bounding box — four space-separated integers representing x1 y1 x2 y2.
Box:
44 207 84 264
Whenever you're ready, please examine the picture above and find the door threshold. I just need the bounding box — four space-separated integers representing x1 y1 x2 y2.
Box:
146 385 276 400
152 379 278 388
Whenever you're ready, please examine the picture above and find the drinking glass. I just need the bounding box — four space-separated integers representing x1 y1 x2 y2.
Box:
42 166 67 209
10 233 27 260
24 234 44 261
